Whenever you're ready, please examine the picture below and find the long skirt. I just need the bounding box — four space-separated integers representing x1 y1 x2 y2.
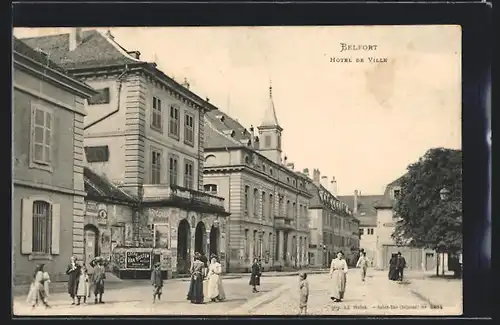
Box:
187 276 204 304
330 270 347 300
388 266 399 281
26 282 47 305
207 275 226 301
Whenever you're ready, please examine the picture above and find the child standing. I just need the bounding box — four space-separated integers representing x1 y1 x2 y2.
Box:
298 272 309 315
151 262 163 303
76 266 90 305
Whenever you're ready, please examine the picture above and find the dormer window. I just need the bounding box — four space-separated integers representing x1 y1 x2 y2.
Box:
216 115 225 122
393 189 401 199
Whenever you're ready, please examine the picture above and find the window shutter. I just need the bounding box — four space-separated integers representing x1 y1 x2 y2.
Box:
21 198 34 254
51 203 61 255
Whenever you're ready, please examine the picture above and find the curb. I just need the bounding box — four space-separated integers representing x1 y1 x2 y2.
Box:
229 284 292 315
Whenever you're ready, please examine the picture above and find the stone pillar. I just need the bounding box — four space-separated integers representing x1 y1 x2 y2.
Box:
278 231 284 264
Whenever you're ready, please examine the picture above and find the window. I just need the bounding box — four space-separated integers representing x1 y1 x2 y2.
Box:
183 159 194 189
393 189 401 199
270 168 273 176
204 184 218 195
261 192 266 218
278 196 284 216
286 200 290 217
87 87 110 105
287 177 290 183
264 135 271 148
368 228 374 235
184 113 195 146
262 164 266 173
151 149 161 184
359 228 364 235
253 188 259 216
253 230 258 259
84 146 109 163
293 202 297 223
269 194 274 219
151 96 162 131
244 186 250 213
31 105 52 166
169 105 180 138
168 155 178 186
32 201 51 254
244 229 249 260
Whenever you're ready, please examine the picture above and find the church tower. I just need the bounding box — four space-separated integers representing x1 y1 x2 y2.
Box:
257 84 283 164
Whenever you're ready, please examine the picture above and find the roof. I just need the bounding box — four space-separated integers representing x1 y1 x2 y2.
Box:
204 109 253 149
307 182 354 217
374 175 406 209
13 37 68 74
84 167 138 204
338 194 383 227
259 86 281 128
20 30 140 70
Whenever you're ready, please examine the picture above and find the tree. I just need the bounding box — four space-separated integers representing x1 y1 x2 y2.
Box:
392 148 462 260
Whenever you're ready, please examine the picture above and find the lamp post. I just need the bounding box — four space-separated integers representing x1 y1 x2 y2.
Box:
437 187 450 276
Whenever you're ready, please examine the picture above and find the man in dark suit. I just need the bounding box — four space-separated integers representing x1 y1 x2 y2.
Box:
91 257 106 304
396 252 407 281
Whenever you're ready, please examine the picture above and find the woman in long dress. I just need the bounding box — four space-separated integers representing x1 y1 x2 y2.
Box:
26 264 51 308
388 253 399 281
329 251 348 302
207 256 226 302
249 258 261 293
187 252 205 304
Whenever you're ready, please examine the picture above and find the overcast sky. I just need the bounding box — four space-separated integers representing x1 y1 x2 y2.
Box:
14 26 462 196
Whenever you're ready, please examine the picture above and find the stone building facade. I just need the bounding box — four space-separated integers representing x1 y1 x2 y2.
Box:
12 37 96 284
23 29 230 276
203 87 312 272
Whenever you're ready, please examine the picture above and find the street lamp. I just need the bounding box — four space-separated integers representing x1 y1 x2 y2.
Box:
436 187 450 276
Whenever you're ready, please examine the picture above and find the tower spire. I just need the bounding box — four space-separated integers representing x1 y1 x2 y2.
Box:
259 81 280 128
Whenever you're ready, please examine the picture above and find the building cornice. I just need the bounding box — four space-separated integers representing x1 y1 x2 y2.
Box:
13 52 97 99
204 164 313 198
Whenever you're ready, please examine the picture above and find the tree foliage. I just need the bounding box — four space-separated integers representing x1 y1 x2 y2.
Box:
392 148 462 253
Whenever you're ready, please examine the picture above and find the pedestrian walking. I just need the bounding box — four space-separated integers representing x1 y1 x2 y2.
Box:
298 272 309 315
66 256 81 305
396 252 407 281
329 251 348 302
249 258 262 293
151 262 163 303
26 264 51 309
91 257 106 304
388 253 399 281
187 252 205 304
76 266 90 305
356 251 369 281
42 267 51 303
207 255 226 302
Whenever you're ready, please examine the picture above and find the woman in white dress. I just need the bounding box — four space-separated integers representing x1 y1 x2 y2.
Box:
206 256 226 302
329 251 349 302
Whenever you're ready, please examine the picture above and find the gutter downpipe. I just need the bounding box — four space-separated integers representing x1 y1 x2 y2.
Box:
84 64 130 130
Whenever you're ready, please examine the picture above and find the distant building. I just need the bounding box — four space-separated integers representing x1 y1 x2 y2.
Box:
339 191 382 266
23 29 230 277
374 176 434 271
203 86 312 272
12 37 96 284
307 172 360 268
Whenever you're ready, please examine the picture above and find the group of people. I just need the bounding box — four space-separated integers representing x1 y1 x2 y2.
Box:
27 256 107 309
185 252 226 304
388 251 407 281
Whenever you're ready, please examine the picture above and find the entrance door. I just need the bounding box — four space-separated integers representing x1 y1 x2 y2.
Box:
84 225 99 268
209 225 220 257
176 219 191 274
425 252 436 271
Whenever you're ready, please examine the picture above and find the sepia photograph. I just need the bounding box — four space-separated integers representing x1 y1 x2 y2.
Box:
12 25 463 316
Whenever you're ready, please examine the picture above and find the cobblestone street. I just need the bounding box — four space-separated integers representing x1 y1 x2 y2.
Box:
13 276 285 316
245 269 462 316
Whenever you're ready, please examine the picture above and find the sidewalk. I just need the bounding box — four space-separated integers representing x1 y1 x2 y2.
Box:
13 269 327 298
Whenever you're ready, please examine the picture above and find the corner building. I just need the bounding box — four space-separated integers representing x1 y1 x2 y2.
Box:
203 87 312 272
23 29 230 277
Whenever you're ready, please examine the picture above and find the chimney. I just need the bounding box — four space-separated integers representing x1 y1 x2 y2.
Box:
320 176 329 189
69 28 83 51
303 168 310 178
330 176 338 196
353 190 359 215
312 168 321 184
284 155 288 165
286 163 295 170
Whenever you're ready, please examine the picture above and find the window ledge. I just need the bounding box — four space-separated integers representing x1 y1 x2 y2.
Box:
29 161 53 173
151 126 163 134
28 253 53 261
184 140 195 147
168 133 180 141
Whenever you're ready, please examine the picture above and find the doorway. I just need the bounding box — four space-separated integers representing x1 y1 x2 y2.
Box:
194 222 206 255
84 224 99 268
209 225 220 257
177 219 191 274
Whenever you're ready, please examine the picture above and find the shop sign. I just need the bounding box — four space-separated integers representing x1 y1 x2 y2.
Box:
86 201 99 216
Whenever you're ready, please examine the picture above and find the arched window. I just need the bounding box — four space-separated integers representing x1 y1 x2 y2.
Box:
204 184 218 195
32 201 52 254
205 154 216 165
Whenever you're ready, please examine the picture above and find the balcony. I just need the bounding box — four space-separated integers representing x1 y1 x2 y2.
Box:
142 184 227 214
275 218 295 231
